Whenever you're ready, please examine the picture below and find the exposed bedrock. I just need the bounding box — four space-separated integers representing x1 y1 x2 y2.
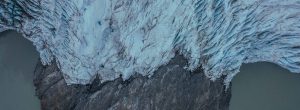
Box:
34 55 231 110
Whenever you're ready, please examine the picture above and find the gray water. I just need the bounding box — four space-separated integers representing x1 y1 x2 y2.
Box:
1 31 300 110
230 62 300 110
0 31 40 110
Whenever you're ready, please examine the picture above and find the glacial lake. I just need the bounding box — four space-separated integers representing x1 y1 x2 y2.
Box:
230 62 300 110
1 31 300 110
0 31 40 110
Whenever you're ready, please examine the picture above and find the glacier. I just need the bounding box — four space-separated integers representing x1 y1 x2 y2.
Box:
0 0 300 87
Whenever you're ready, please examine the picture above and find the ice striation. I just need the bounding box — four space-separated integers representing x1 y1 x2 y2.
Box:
0 0 300 86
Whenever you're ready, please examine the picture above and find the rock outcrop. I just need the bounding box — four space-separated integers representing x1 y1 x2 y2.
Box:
34 55 231 110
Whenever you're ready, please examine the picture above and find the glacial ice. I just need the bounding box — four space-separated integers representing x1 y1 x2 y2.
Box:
0 0 300 86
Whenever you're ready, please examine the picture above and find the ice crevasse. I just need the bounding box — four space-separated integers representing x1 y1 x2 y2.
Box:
0 0 300 87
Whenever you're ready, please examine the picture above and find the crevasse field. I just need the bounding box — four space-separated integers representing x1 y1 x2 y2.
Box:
0 0 300 87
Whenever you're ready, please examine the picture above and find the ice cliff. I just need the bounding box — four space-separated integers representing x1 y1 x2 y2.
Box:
1 0 300 86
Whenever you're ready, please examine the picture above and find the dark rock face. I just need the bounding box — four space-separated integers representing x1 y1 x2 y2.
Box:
34 55 231 110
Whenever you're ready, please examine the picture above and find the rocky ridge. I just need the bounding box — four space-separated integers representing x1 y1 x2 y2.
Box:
34 55 231 110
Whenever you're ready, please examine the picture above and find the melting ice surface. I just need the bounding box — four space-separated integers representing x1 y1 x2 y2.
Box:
0 0 300 86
